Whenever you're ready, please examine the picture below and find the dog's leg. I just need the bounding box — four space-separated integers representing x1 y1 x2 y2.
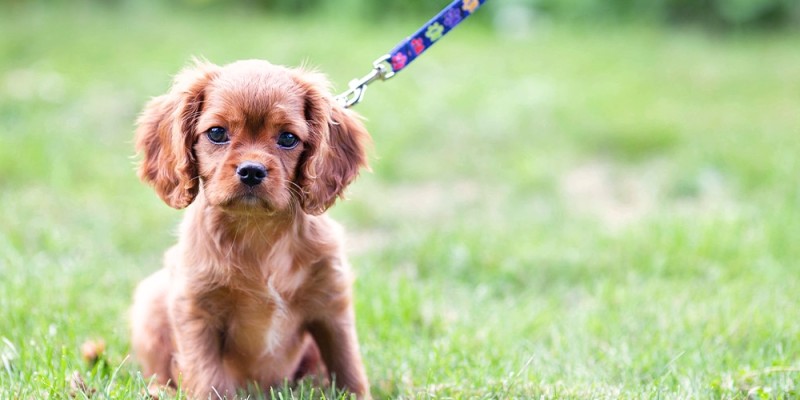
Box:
170 296 238 397
130 269 175 387
307 307 370 399
292 333 327 383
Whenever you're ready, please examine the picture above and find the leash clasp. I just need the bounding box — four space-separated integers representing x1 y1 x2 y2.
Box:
336 55 395 108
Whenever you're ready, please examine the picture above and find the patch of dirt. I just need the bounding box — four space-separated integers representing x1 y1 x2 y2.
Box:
559 160 736 230
560 161 658 229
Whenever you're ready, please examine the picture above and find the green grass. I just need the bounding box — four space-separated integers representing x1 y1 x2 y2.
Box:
2 4 800 399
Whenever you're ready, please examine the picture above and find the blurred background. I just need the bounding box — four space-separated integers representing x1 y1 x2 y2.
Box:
1 0 799 398
5 0 800 27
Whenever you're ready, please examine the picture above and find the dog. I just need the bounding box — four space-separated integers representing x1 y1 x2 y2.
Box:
129 59 371 398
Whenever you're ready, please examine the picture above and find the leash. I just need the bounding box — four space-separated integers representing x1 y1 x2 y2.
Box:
335 0 489 108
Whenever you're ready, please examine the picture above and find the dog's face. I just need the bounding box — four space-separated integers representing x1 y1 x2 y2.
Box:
194 62 313 213
135 60 370 215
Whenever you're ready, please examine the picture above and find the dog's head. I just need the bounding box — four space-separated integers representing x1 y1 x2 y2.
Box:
135 59 370 215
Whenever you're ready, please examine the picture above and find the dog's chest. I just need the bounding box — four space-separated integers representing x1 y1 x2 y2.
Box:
218 234 322 364
260 270 306 353
232 260 310 350
221 281 304 376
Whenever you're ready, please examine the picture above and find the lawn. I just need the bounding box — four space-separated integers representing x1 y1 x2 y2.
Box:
1 3 799 399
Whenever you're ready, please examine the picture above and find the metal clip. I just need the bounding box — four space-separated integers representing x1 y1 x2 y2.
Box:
336 55 395 108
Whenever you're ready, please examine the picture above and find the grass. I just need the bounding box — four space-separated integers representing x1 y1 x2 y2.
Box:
1 3 800 399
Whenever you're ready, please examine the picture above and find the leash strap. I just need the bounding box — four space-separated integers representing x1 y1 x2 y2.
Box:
336 0 489 108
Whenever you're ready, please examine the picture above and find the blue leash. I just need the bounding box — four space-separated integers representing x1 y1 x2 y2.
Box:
336 0 489 108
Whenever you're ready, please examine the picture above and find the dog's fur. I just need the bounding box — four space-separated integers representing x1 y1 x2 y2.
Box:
130 59 371 398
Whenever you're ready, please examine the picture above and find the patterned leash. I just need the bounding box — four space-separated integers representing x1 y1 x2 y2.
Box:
336 0 489 108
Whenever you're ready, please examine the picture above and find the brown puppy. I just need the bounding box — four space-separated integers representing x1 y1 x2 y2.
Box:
130 59 371 398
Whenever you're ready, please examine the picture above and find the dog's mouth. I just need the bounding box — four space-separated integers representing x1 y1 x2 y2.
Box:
235 193 263 206
203 177 293 214
218 191 275 211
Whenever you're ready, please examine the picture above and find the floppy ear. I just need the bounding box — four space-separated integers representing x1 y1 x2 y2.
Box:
135 61 219 209
294 71 371 215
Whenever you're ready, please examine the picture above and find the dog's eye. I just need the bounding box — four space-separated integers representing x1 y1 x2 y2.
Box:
207 127 229 144
276 132 299 149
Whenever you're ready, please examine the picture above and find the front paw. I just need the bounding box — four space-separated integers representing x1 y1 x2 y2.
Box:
182 373 237 399
353 389 372 400
189 383 237 399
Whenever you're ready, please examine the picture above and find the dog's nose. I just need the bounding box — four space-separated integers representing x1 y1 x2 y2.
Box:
236 161 267 187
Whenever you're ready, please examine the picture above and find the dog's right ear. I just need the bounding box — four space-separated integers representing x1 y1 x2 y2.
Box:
135 60 220 209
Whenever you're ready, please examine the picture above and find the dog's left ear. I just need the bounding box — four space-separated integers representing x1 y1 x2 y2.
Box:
293 70 371 215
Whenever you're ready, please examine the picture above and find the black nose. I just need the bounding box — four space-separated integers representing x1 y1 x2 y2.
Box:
236 161 267 187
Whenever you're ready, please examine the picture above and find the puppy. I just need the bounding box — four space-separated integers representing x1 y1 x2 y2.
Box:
130 59 371 398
